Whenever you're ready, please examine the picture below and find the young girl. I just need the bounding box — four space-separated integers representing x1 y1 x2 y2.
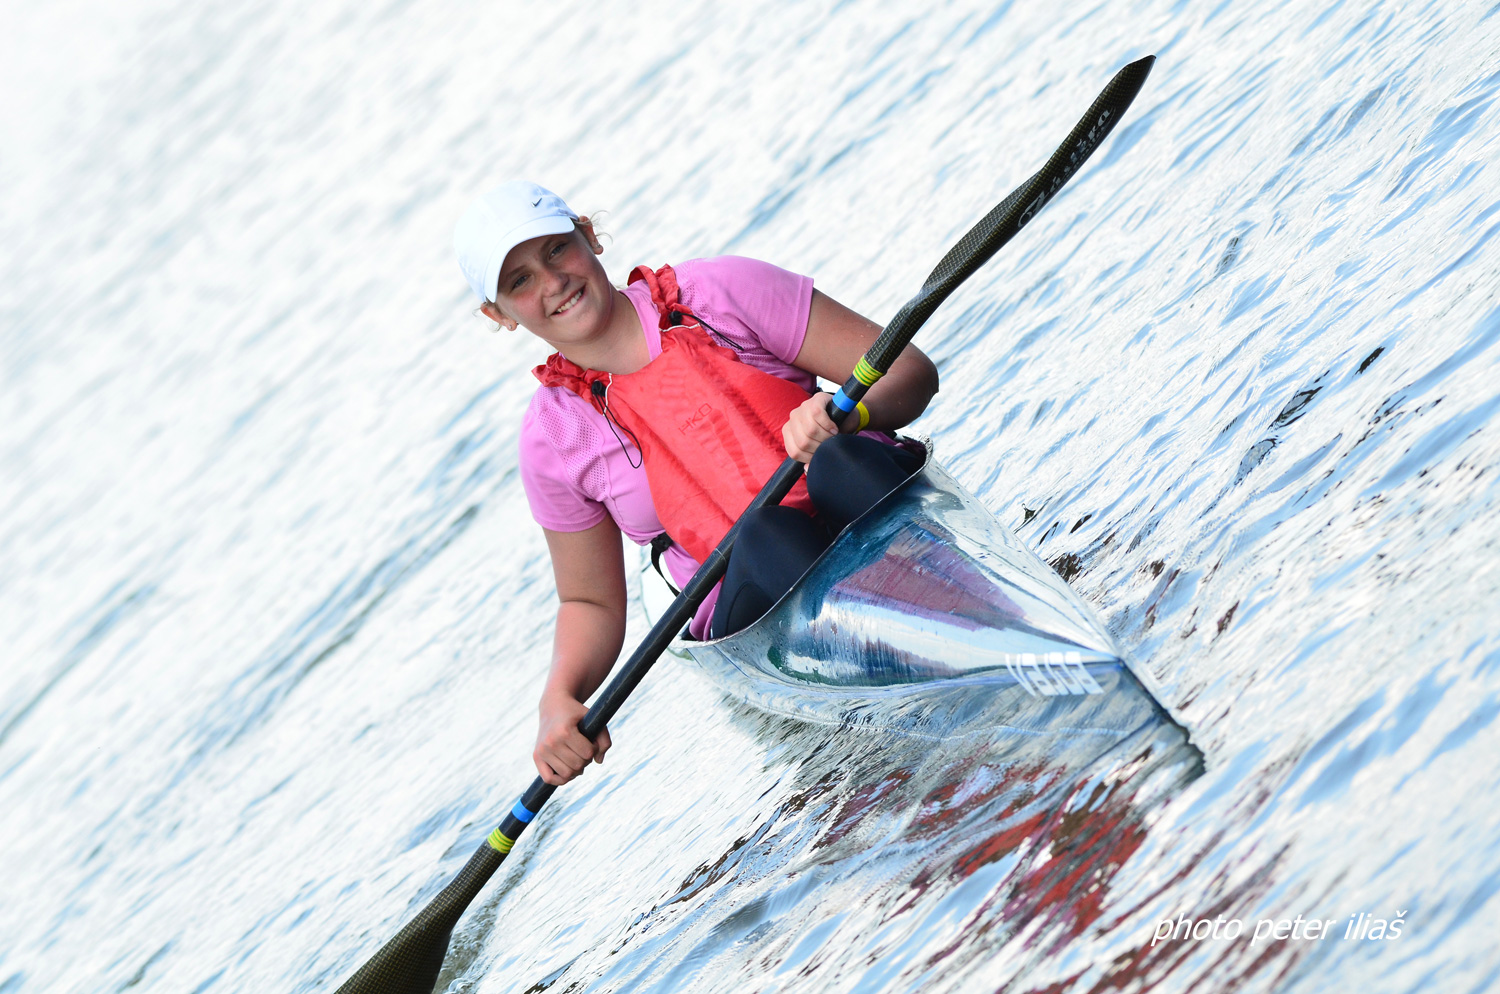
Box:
455 181 938 786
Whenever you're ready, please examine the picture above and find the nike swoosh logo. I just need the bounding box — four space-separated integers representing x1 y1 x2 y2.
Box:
532 196 543 206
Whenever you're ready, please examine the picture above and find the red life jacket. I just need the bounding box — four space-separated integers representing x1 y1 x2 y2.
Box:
532 263 815 562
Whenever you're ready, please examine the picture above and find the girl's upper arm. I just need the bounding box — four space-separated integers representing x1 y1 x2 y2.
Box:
544 518 628 613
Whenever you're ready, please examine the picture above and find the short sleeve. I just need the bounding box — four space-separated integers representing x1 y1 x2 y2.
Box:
520 394 609 532
673 256 815 364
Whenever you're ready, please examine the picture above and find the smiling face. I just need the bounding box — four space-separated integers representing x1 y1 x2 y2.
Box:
488 222 614 349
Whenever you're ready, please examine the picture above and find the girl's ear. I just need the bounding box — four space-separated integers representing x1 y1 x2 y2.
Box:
577 216 604 255
480 301 518 331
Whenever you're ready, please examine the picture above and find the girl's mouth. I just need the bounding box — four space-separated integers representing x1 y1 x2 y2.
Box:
553 286 585 316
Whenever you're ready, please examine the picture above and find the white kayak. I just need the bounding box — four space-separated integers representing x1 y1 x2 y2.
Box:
642 443 1183 745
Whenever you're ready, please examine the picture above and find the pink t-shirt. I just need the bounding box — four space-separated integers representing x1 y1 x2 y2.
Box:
520 255 817 638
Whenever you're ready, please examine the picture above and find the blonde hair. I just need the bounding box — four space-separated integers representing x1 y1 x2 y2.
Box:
576 211 609 244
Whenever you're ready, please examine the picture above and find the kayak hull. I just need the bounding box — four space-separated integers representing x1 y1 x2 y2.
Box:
649 445 1179 742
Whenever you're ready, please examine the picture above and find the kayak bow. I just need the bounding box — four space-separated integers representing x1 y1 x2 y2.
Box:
648 442 1175 743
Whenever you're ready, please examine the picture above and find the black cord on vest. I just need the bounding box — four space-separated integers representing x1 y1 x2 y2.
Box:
673 307 746 352
648 532 680 595
591 377 643 469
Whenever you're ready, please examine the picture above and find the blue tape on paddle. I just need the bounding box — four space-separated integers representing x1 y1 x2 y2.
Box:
830 388 857 413
511 800 536 823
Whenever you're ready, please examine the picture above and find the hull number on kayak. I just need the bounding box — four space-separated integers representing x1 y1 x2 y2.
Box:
1006 651 1105 697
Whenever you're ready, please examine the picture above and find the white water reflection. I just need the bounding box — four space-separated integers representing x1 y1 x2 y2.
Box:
3 2 1499 993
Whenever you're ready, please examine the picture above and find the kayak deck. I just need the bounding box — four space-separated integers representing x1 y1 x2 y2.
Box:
644 445 1179 741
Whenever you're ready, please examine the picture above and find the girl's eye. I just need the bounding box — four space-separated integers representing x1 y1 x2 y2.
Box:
550 241 567 258
511 274 528 291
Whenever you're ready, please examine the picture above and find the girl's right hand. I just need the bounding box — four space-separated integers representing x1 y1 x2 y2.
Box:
535 692 612 785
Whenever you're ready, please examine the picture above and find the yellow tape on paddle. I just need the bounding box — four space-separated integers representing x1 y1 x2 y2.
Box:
853 357 883 386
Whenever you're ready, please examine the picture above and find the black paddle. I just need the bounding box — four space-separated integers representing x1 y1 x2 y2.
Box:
329 54 1155 994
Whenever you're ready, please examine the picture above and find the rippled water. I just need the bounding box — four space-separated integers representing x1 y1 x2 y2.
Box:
4 1 1500 992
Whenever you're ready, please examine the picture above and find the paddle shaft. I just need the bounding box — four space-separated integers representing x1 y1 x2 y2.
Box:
331 54 1155 994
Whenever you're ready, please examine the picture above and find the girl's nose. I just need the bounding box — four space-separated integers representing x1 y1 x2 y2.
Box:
542 264 569 295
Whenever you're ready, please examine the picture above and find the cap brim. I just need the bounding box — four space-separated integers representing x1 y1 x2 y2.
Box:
483 214 579 302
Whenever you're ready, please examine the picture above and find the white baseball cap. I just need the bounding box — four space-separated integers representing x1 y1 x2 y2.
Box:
454 180 579 303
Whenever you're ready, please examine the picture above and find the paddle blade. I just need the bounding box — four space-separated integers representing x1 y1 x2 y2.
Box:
332 842 505 994
333 924 449 994
866 54 1156 372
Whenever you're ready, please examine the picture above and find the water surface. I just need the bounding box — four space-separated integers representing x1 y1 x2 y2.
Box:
3 1 1500 992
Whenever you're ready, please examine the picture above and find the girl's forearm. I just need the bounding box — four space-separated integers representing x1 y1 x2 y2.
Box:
542 598 627 707
859 348 939 431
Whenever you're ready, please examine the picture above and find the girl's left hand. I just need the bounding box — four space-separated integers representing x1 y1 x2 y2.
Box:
783 391 857 464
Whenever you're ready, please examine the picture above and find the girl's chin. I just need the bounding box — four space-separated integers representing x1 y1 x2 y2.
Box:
547 302 603 337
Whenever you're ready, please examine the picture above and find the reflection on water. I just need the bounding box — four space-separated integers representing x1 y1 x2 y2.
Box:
4 1 1500 993
540 714 1201 994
